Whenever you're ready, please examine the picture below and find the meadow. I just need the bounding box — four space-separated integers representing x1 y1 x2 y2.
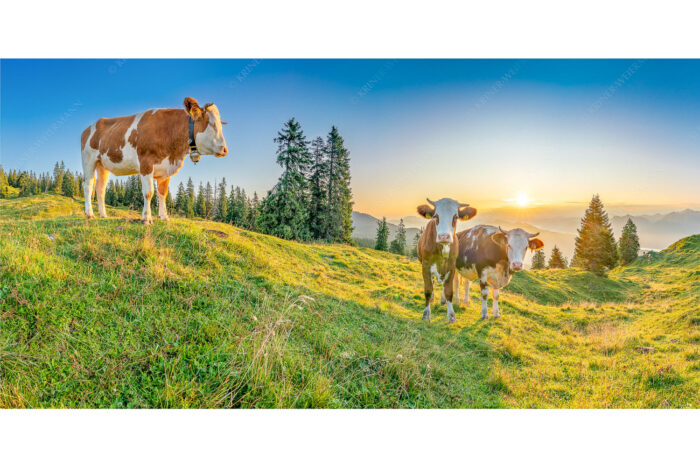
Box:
0 194 698 408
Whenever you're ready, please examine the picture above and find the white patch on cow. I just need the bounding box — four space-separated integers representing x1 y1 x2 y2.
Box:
430 264 443 283
431 198 461 244
153 156 186 179
481 265 510 289
458 264 479 282
99 112 145 176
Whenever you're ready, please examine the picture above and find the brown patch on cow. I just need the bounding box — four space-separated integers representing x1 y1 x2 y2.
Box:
81 127 91 151
89 115 136 163
157 177 170 196
417 219 460 308
205 229 228 239
127 109 206 175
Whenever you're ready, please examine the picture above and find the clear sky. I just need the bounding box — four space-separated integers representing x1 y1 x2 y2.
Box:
2 59 699 217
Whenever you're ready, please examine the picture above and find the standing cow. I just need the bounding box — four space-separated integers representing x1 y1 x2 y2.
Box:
80 97 228 224
416 198 477 323
454 226 544 319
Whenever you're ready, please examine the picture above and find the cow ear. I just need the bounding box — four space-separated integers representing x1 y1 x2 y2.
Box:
221 121 228 125
184 97 203 120
529 238 544 250
491 232 508 246
458 206 477 221
417 204 434 219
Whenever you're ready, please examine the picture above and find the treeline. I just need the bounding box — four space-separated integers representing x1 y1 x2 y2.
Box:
256 119 353 243
531 245 568 270
373 217 414 256
0 162 83 199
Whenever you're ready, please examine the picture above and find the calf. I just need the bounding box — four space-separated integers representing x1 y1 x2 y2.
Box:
80 97 228 224
454 226 544 319
416 198 477 323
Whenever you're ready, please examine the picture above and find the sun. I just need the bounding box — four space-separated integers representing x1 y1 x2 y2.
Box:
515 193 530 207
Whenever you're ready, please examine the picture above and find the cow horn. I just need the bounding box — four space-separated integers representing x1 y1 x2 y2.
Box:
426 198 435 206
528 231 540 238
459 202 470 207
499 226 507 234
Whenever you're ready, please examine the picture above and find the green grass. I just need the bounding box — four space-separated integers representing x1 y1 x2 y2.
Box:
1 194 698 408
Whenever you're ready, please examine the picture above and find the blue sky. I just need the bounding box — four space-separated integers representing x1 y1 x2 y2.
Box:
2 59 699 216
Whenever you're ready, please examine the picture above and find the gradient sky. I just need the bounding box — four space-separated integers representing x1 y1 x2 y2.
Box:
2 59 699 217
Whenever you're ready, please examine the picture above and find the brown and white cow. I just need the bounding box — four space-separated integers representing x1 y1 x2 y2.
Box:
416 198 477 323
454 225 544 319
80 97 228 223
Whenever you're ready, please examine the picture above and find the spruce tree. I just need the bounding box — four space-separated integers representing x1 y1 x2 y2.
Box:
572 194 619 275
548 245 567 269
195 183 206 217
389 218 407 255
0 165 8 198
52 162 64 193
185 178 196 218
214 178 228 222
175 182 186 215
375 217 389 251
325 126 354 243
308 137 329 239
61 169 76 197
245 192 260 231
257 118 312 241
204 181 214 218
618 218 640 265
531 250 546 269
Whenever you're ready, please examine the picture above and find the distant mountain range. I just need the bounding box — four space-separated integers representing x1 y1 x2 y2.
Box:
611 209 700 250
355 208 700 264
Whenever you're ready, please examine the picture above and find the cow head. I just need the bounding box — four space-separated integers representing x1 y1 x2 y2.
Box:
184 97 229 157
490 227 544 271
417 198 477 245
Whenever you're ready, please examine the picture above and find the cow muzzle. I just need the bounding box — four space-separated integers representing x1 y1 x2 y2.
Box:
511 262 523 271
437 233 452 244
216 147 228 158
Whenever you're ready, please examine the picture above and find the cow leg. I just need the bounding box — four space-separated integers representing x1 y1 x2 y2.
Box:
444 273 456 323
422 265 433 322
95 162 109 218
463 279 471 306
156 177 170 221
453 274 460 305
81 157 97 219
440 289 446 305
492 288 501 318
480 281 489 319
141 173 155 225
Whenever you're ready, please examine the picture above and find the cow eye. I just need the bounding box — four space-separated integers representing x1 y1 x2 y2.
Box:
434 215 439 225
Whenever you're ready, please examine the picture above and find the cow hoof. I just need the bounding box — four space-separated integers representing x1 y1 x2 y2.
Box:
99 214 108 219
85 214 95 220
422 308 431 322
142 218 154 225
447 314 456 324
493 313 500 319
481 314 489 320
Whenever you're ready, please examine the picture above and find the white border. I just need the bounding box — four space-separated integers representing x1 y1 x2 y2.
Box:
0 1 699 58
1 409 698 466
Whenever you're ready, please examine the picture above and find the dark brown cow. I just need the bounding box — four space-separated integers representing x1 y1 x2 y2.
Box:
80 97 228 223
454 225 544 319
416 198 477 323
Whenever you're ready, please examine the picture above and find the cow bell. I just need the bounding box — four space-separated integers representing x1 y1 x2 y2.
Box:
190 151 201 164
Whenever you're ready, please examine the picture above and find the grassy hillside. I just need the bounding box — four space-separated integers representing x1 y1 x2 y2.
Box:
1 194 698 408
